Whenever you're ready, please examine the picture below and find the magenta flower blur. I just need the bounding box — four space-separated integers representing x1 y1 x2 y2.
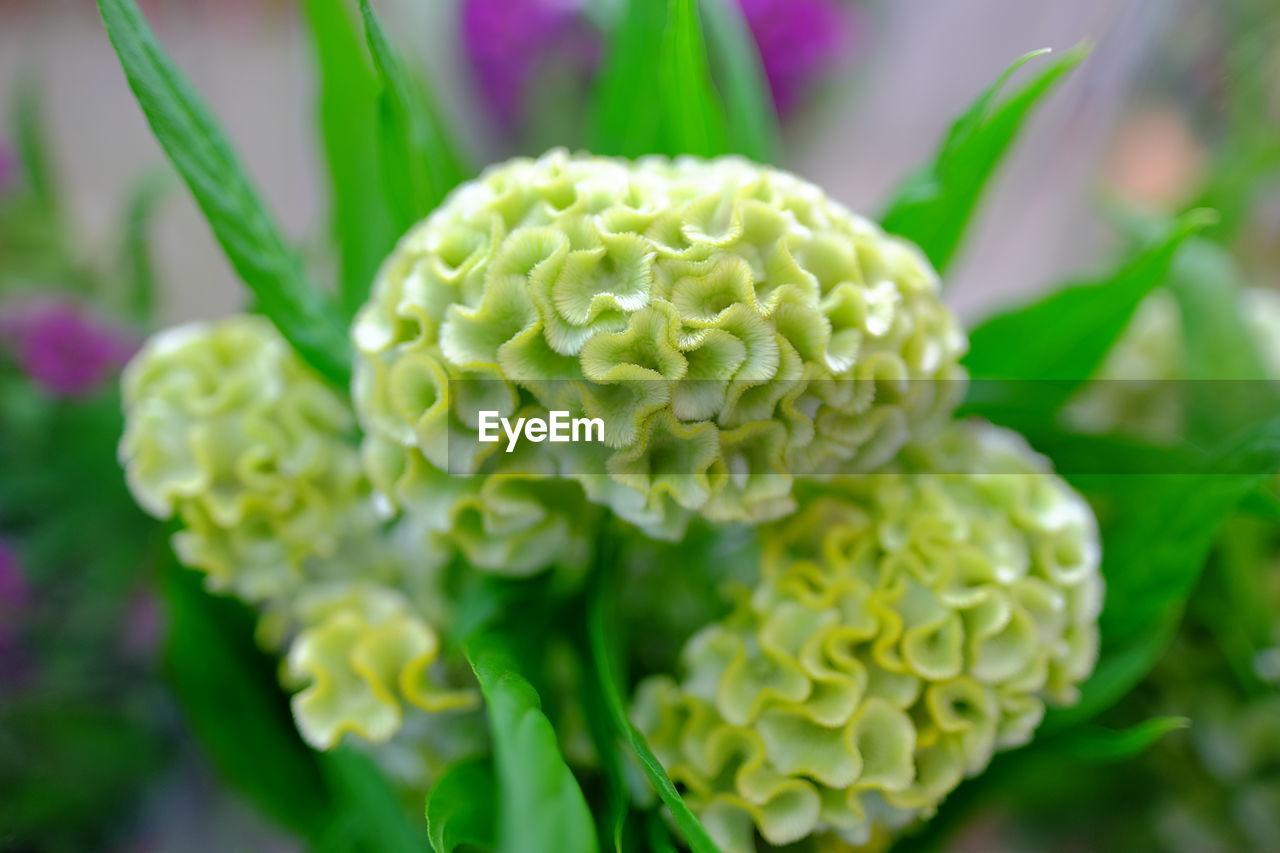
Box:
738 0 850 115
461 0 597 130
1 300 137 398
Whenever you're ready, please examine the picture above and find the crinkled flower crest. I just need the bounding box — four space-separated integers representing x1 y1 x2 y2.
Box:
352 150 966 560
119 315 476 749
632 421 1102 851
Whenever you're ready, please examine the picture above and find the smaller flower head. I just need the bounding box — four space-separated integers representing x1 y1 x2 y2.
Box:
1 299 137 398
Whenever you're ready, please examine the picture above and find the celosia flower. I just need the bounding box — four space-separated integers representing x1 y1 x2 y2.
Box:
353 150 965 553
120 315 373 602
119 315 475 747
284 581 477 749
632 421 1102 851
0 299 137 398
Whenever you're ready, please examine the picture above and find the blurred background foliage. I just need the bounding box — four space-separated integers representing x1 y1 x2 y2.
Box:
1 0 1278 851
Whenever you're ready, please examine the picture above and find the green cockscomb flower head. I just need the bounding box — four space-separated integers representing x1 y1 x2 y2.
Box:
353 149 967 549
632 421 1102 851
119 314 375 603
120 315 477 751
284 581 478 749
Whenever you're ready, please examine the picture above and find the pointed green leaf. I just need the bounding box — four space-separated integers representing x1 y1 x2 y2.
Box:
592 0 731 158
317 748 429 853
425 757 497 853
467 630 598 853
1056 716 1189 763
962 210 1213 423
160 558 334 841
587 559 722 853
881 46 1088 274
658 0 728 157
118 170 169 324
97 0 351 385
359 0 466 235
301 0 398 317
591 0 667 156
699 0 780 163
13 78 58 216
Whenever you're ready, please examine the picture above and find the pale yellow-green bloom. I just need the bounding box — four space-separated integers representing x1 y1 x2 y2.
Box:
285 581 477 749
120 314 373 602
633 421 1102 851
352 150 966 554
119 315 475 750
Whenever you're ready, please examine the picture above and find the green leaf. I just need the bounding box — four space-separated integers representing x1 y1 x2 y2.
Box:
425 757 498 853
467 629 598 853
13 77 58 216
962 209 1212 422
699 0 780 163
1051 417 1280 730
159 557 334 841
359 0 466 236
1054 716 1189 763
592 0 730 158
118 170 169 324
301 0 398 317
591 0 667 157
587 557 722 853
658 0 729 157
96 0 351 386
880 46 1087 274
318 748 429 853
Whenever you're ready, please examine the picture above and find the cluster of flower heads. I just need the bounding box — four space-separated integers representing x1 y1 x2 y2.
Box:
354 150 966 557
117 152 1102 848
632 421 1102 850
119 316 476 750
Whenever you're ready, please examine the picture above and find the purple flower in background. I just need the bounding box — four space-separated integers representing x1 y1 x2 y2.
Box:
461 0 597 130
460 0 854 131
0 299 138 398
738 0 850 116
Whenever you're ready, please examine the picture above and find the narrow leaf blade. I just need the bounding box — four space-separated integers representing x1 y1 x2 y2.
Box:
699 0 781 163
360 0 466 233
881 46 1087 274
591 0 668 156
301 0 398 316
468 631 599 853
963 210 1212 419
587 569 722 853
97 0 351 385
425 757 498 853
160 559 334 841
658 0 729 157
1056 717 1189 764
